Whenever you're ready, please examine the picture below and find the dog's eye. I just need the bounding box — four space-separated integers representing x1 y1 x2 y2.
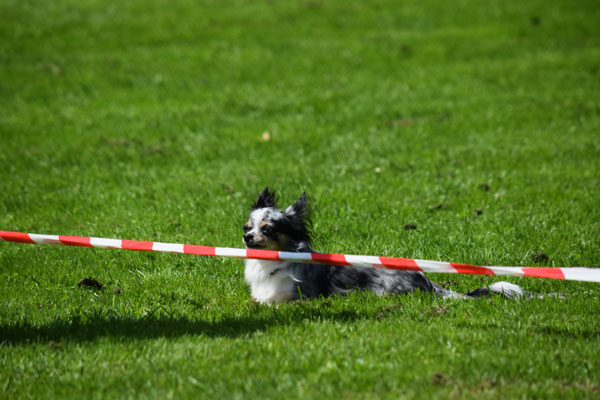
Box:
243 225 251 232
261 225 273 234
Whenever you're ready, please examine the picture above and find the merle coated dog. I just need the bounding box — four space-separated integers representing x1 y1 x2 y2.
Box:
243 187 527 304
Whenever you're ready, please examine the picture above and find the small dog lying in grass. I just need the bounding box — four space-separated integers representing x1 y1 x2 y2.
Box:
243 187 527 304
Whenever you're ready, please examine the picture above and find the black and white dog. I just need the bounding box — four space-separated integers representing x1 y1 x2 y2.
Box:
243 187 527 304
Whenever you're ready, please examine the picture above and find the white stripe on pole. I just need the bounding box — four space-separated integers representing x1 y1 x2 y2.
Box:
345 255 382 268
489 266 525 277
152 242 184 253
29 234 61 245
279 251 313 262
415 259 458 274
562 268 600 283
215 247 247 258
90 237 122 249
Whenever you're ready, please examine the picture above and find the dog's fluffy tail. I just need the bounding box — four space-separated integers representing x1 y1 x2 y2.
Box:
435 281 546 300
466 281 529 299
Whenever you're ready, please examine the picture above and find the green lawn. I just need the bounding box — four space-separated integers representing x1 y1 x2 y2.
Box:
1 0 599 398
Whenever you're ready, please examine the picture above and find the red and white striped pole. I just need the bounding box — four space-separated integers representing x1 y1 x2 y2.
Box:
1 230 598 283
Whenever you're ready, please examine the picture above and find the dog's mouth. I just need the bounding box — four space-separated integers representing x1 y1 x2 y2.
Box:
244 239 278 250
243 238 267 249
245 243 266 249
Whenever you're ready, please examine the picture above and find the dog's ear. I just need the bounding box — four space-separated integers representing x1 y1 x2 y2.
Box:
284 192 309 222
252 187 277 209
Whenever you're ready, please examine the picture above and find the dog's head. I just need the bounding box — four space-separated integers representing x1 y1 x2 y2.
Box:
243 187 311 252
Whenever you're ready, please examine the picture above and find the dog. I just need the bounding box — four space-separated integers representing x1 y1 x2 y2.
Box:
243 187 528 304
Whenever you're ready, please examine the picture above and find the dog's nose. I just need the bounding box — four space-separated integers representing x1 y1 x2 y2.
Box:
243 233 253 243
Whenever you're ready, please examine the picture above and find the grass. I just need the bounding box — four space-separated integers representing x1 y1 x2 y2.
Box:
1 0 599 398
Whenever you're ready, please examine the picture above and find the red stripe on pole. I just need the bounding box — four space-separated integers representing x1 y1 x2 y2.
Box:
246 249 281 261
450 263 495 275
379 257 422 271
59 235 92 247
247 249 281 261
522 267 565 280
311 252 350 266
121 240 154 251
183 245 216 256
0 231 35 244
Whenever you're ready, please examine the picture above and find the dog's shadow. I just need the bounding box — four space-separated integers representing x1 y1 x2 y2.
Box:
0 306 370 345
3 302 598 345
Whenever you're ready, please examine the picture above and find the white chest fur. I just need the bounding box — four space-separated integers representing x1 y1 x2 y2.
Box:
244 259 297 304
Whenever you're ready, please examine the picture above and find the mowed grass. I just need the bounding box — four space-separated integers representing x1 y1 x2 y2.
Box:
1 0 599 398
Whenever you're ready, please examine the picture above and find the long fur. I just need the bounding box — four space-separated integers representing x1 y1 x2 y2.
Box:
243 187 530 304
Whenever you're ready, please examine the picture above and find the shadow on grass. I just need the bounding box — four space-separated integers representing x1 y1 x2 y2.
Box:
456 321 600 341
0 308 368 345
